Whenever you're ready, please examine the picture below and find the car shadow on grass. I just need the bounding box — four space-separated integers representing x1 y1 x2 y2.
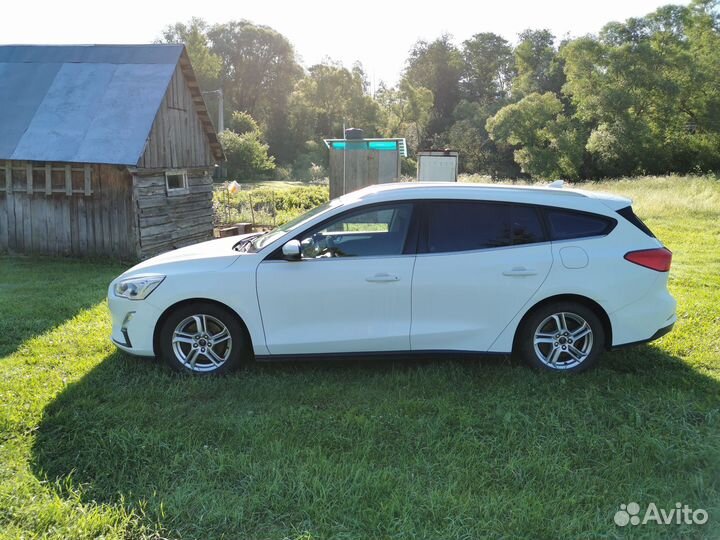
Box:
31 346 720 539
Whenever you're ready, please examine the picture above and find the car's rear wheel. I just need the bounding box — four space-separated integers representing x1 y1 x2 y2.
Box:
159 302 247 374
516 301 605 373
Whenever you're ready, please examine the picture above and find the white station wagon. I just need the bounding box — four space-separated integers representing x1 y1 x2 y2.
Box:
109 182 676 374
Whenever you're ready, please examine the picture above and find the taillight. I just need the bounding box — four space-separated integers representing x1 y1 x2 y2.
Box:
624 247 672 272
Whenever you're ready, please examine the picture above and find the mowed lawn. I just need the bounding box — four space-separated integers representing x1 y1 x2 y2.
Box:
1 176 719 539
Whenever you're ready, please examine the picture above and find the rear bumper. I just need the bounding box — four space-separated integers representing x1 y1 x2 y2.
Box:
609 283 677 347
610 321 675 350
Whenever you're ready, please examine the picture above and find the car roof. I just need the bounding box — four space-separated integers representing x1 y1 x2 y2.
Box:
340 182 631 211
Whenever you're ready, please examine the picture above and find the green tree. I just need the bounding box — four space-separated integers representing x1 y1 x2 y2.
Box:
486 93 585 179
376 80 434 153
448 101 519 178
512 30 565 99
207 20 303 163
219 111 275 180
160 18 221 91
288 61 381 141
460 33 515 105
403 35 463 143
228 111 260 135
561 1 720 176
219 130 275 181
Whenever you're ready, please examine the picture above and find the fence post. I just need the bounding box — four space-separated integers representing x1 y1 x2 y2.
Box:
272 190 277 227
225 182 231 224
248 191 255 227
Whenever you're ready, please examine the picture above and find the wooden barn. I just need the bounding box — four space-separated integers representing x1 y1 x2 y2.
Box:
0 44 223 260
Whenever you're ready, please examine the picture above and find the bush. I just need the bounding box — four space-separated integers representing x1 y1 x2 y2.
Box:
401 157 417 177
214 184 329 227
219 130 275 181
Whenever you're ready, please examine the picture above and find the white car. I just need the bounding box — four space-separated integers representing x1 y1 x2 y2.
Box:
109 182 676 374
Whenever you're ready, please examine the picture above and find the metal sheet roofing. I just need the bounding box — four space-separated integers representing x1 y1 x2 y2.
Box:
323 138 408 157
0 45 186 166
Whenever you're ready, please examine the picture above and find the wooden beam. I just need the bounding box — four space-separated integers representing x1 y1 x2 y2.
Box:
45 163 51 195
26 162 32 195
84 164 91 196
65 164 72 196
5 161 10 193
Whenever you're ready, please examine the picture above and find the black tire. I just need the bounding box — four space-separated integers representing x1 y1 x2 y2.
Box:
158 302 248 375
515 301 605 373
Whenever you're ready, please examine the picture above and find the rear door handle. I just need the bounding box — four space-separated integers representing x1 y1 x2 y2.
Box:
366 273 400 283
502 267 538 277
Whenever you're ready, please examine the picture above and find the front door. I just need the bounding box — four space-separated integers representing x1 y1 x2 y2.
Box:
256 203 416 355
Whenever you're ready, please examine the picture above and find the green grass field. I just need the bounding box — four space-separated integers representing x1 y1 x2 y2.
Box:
1 176 719 539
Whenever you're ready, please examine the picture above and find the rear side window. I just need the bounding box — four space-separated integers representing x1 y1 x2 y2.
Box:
545 209 616 241
424 201 545 253
617 206 656 238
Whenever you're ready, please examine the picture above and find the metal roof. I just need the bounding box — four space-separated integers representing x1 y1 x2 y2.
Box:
0 44 218 166
323 138 408 157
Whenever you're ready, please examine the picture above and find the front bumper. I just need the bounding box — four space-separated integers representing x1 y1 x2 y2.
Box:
108 294 163 357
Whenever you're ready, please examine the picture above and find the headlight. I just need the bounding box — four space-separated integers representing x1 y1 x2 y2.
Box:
113 275 165 300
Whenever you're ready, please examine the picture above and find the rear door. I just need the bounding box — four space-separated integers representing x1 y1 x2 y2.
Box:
410 200 553 351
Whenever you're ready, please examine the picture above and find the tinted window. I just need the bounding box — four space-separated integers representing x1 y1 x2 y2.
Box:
546 210 615 241
299 204 413 258
617 206 655 238
424 201 545 253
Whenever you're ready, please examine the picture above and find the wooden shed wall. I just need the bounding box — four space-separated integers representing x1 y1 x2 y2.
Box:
138 63 215 170
0 162 137 258
133 169 214 258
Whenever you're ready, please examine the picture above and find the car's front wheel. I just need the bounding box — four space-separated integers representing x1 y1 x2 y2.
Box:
158 302 247 374
516 301 605 373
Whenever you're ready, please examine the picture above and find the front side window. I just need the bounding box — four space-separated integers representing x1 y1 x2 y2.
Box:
424 201 545 254
299 204 413 259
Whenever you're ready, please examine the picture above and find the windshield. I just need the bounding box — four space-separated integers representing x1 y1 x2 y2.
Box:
239 199 342 253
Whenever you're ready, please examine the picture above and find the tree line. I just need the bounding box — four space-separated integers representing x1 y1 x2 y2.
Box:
162 0 720 181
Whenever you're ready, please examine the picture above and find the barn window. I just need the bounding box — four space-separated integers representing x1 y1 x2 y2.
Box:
32 165 46 192
165 170 188 195
11 166 25 191
51 168 65 191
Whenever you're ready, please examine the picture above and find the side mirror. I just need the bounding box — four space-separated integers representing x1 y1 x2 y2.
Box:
282 239 302 261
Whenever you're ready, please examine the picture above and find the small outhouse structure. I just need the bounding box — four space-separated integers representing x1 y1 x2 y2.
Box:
324 129 407 198
0 44 223 259
417 150 459 182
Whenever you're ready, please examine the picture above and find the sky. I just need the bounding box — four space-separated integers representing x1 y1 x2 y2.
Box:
5 0 688 87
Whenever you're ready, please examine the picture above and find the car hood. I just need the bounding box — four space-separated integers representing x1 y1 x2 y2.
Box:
120 234 257 277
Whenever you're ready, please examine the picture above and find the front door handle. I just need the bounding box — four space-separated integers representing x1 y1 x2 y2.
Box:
502 267 538 277
366 273 400 283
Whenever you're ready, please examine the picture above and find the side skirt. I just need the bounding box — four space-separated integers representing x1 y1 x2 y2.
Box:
253 350 510 363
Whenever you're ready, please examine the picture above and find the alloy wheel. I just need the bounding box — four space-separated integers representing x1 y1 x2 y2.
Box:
533 312 594 370
171 314 233 373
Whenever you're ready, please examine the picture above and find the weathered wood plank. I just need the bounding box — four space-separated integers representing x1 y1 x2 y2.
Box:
61 195 71 255
3 163 11 251
69 195 79 255
0 191 7 251
84 164 91 196
26 163 32 195
45 163 51 195
65 164 72 196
